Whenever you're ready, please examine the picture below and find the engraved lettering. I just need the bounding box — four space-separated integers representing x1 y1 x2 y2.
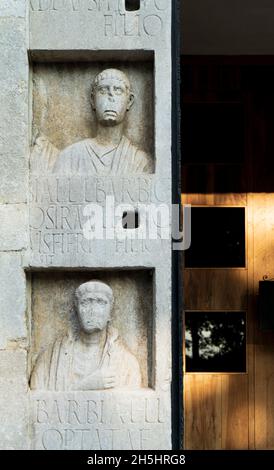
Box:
87 400 100 424
87 0 98 10
42 428 63 450
143 14 162 36
52 0 67 10
68 400 81 425
36 400 49 423
104 14 115 36
154 0 168 10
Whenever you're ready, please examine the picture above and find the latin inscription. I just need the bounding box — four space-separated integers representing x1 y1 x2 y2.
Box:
30 0 168 37
29 176 169 257
31 395 168 449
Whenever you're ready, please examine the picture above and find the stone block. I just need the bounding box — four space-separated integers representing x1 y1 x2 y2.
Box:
0 252 27 349
0 204 28 250
0 350 29 450
0 0 26 18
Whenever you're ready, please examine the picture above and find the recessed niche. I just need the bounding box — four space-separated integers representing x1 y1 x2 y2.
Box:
185 207 246 268
185 311 246 373
29 270 153 388
31 56 154 173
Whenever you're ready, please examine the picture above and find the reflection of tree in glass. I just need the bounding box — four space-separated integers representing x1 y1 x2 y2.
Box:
185 312 246 372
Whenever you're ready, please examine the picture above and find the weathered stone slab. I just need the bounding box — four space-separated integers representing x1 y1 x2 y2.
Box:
30 1 170 51
0 18 28 155
0 16 28 202
0 253 27 349
30 390 171 450
0 153 27 204
0 350 29 450
27 174 171 267
0 204 28 251
0 0 173 451
0 0 26 18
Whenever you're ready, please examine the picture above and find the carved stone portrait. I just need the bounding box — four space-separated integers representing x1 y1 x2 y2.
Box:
30 280 142 391
31 68 152 175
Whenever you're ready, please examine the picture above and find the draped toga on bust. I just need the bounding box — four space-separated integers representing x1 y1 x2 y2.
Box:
52 136 152 175
30 327 142 391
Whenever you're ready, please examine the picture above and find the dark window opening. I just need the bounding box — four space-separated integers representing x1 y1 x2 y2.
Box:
185 207 245 268
185 311 246 373
122 211 139 229
182 164 246 194
183 102 244 165
125 0 140 11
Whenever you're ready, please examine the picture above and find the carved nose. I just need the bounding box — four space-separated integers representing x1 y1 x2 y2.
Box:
108 87 115 98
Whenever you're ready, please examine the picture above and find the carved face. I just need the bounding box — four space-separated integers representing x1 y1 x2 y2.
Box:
76 291 112 334
92 77 134 126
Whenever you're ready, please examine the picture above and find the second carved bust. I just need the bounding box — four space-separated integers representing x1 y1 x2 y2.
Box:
30 280 142 391
51 68 152 175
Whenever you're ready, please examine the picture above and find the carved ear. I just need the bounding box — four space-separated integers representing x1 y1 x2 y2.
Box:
90 91 96 111
127 92 134 111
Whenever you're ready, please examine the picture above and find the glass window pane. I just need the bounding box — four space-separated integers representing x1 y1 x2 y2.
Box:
185 207 246 268
182 102 244 165
185 311 246 373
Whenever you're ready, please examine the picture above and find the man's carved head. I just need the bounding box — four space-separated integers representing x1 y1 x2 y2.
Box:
75 281 113 334
91 68 134 127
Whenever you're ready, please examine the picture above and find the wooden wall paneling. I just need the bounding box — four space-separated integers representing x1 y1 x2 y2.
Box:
184 375 222 449
247 193 255 449
253 193 274 449
255 332 274 449
184 269 248 311
203 376 222 449
184 375 204 450
214 193 247 206
221 375 249 449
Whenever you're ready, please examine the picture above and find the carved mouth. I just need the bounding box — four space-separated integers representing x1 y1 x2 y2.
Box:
104 110 117 115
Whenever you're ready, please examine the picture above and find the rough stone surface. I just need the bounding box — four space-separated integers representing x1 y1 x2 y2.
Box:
0 350 29 450
31 64 154 173
0 0 172 450
0 17 28 202
0 0 26 18
30 272 153 389
31 390 171 450
0 153 28 204
0 204 27 250
0 253 27 349
0 18 28 154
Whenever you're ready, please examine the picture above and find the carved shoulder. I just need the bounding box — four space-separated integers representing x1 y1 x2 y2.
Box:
52 139 91 173
135 149 153 173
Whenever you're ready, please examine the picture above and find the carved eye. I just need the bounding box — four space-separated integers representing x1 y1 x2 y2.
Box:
98 87 107 94
114 86 123 95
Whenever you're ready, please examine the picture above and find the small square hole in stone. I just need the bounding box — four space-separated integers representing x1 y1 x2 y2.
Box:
125 0 140 11
122 211 139 229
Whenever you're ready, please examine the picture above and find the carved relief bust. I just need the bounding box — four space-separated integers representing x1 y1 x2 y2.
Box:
30 280 142 391
32 68 152 175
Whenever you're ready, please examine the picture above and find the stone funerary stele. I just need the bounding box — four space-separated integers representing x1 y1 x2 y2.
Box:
0 0 172 450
